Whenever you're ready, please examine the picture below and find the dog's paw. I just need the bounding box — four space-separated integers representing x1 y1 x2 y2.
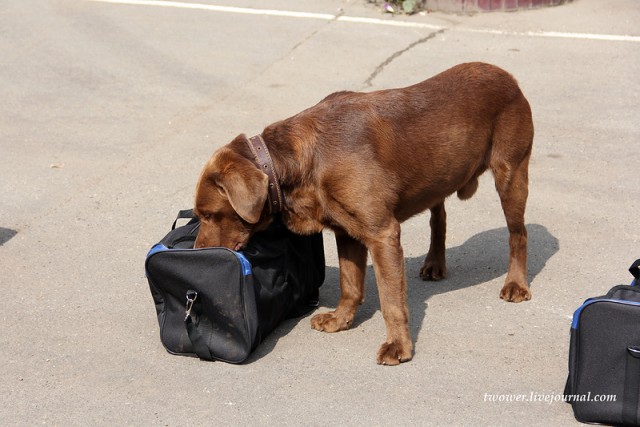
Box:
500 281 531 303
310 312 352 333
419 261 447 281
376 340 413 366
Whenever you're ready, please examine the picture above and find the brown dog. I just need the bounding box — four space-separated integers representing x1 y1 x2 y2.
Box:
194 62 533 365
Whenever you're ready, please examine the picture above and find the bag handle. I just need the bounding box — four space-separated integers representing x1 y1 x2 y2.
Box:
172 209 196 230
630 259 640 282
168 235 196 249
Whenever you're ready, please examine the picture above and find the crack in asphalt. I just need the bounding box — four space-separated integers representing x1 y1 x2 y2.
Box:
363 28 447 88
245 10 345 89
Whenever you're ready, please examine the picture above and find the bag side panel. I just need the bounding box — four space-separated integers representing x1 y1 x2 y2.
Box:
243 219 325 340
283 231 325 318
572 301 640 424
243 223 290 338
145 252 196 355
146 248 258 361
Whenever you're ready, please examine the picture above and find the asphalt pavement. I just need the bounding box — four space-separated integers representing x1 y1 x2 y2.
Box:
1 0 639 425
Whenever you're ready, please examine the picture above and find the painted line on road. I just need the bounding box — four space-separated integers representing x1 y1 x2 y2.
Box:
464 27 640 43
85 0 337 20
337 16 443 31
84 0 443 28
86 0 640 43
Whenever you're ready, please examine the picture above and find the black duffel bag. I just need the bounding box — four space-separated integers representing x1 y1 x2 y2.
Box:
145 209 325 363
564 259 640 425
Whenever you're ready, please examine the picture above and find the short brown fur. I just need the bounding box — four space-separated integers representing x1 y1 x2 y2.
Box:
194 62 534 365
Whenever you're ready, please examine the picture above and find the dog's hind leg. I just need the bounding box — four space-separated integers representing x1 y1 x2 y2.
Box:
420 201 447 281
491 95 533 302
311 232 367 332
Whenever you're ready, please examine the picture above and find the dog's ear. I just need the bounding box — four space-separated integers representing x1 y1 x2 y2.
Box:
218 156 269 224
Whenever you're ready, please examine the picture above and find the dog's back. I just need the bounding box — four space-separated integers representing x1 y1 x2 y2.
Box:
269 62 533 222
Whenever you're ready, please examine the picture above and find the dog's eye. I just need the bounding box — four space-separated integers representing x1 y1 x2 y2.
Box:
200 212 220 222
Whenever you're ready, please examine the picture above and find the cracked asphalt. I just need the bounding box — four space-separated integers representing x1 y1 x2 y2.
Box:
1 0 639 425
363 28 446 88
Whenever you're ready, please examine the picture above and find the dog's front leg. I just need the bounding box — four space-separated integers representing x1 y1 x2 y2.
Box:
368 221 413 365
311 232 367 332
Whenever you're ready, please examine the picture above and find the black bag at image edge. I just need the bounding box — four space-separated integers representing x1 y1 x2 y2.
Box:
564 259 640 425
145 209 325 363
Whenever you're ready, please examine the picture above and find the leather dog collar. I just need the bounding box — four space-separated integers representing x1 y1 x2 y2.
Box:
246 135 284 215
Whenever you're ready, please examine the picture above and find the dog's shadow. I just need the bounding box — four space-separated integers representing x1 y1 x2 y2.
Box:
248 223 558 362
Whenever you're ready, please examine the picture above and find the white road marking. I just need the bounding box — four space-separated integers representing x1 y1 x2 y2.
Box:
337 16 444 30
85 0 640 43
85 0 336 20
464 27 640 43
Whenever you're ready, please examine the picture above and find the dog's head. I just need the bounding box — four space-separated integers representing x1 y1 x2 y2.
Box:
194 136 270 250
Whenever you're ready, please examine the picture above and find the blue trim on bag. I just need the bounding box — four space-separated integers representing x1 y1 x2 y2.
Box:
147 243 168 258
145 244 252 276
235 252 252 276
571 298 640 330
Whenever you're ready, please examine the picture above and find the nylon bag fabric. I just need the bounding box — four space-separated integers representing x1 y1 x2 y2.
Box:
564 259 640 425
145 210 325 363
